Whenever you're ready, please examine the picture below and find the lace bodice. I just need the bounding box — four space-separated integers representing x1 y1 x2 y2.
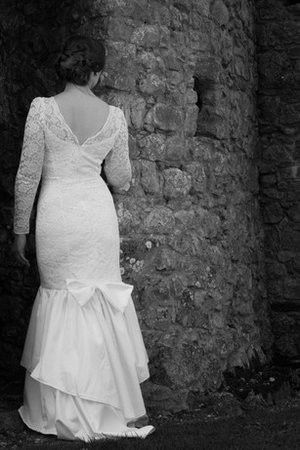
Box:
14 97 132 234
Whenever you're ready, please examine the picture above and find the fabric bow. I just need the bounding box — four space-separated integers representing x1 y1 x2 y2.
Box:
66 279 133 313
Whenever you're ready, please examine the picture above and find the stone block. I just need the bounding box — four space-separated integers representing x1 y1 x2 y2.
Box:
263 202 284 223
116 196 148 233
131 24 160 48
197 107 229 139
184 104 198 136
116 201 133 233
128 134 139 159
278 251 294 262
190 0 210 16
210 0 229 26
195 58 223 84
235 57 250 80
144 206 175 233
167 230 198 255
162 48 182 70
89 0 119 15
163 168 192 199
136 51 165 72
185 162 207 193
165 135 187 161
274 335 298 358
267 279 283 297
143 109 155 132
185 88 198 105
203 392 244 418
266 262 286 278
195 206 220 239
271 312 296 335
166 70 183 89
140 160 161 194
174 209 196 228
155 247 178 271
138 73 166 95
259 96 281 124
169 5 187 31
220 34 233 66
282 230 300 251
284 279 300 300
107 17 135 41
104 41 136 91
129 96 146 129
142 381 189 413
287 204 300 222
143 305 171 330
152 103 184 131
137 133 166 161
262 188 284 199
258 51 289 88
280 103 300 125
190 138 215 161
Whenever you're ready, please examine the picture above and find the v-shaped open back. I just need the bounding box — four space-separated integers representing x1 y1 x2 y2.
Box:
52 97 111 146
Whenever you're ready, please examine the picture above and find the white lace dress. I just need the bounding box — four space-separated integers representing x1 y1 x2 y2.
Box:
13 97 154 441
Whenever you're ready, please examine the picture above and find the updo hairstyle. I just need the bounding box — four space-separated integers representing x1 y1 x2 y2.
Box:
56 35 106 86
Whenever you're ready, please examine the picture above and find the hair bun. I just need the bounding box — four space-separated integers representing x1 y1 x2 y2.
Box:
56 35 105 86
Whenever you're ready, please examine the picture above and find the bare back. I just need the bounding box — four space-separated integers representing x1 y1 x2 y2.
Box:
54 89 110 146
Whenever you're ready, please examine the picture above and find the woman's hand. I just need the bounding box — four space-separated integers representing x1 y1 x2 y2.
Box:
12 234 30 268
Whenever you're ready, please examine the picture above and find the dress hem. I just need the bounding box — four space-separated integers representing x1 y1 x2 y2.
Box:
23 367 122 408
21 364 150 405
21 369 148 421
18 407 56 436
18 405 156 441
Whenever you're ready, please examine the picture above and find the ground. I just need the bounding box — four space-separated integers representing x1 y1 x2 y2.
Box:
1 364 300 449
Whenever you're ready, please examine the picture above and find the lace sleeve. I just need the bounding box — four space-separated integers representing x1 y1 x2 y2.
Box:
14 97 45 234
103 108 132 190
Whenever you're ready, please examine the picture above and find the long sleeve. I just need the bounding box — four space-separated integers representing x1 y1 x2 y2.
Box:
14 97 45 234
103 109 132 190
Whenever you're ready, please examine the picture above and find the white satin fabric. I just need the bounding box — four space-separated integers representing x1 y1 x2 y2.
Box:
16 97 154 441
19 284 154 441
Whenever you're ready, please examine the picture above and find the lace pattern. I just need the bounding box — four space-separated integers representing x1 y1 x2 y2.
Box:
14 98 45 234
103 109 132 189
14 97 132 234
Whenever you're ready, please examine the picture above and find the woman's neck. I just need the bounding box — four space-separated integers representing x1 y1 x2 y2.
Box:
64 82 96 97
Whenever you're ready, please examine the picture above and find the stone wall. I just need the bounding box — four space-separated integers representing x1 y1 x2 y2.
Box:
256 0 300 365
0 0 272 412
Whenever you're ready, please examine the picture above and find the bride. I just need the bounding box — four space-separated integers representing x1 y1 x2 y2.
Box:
12 35 155 442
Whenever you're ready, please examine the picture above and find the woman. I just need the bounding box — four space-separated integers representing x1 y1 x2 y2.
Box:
12 35 155 441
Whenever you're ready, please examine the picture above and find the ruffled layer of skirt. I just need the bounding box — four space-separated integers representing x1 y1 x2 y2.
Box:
18 283 154 441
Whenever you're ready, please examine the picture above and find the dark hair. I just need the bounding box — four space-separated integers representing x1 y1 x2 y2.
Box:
56 35 105 86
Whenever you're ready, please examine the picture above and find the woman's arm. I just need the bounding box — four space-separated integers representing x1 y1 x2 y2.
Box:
12 97 45 266
103 108 132 190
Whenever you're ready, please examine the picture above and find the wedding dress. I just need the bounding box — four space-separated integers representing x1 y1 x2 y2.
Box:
13 96 154 441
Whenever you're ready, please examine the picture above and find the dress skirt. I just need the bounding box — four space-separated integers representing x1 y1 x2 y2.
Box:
18 175 154 441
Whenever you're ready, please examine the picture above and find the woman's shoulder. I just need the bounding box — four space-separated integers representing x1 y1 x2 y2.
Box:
109 104 127 123
29 96 53 110
30 95 51 102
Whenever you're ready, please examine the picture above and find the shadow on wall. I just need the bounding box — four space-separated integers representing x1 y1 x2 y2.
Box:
256 0 300 366
193 75 218 138
0 0 99 389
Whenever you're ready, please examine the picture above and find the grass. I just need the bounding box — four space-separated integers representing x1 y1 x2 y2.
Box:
21 407 300 450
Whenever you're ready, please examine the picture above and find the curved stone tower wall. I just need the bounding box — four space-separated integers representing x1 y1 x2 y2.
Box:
0 0 272 412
